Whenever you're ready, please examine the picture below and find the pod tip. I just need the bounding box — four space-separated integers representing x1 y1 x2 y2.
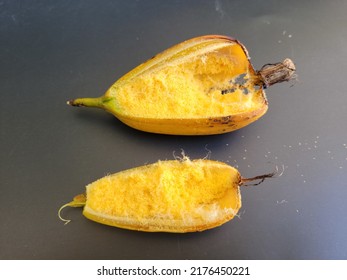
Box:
67 100 79 106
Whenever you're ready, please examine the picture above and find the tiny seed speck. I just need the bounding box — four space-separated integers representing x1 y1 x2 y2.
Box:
257 136 260 139
339 166 343 169
243 157 247 160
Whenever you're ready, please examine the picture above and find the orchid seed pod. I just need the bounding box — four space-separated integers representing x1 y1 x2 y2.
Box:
58 158 276 233
68 35 295 135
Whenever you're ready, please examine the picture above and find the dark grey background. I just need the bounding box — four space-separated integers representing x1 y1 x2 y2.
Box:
1 0 346 259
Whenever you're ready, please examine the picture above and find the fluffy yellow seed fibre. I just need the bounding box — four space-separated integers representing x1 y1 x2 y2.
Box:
84 159 241 231
115 44 262 118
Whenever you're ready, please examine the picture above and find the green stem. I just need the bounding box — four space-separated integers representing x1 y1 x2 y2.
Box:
67 97 106 108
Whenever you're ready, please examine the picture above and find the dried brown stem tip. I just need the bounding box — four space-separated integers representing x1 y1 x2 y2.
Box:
241 172 276 186
240 164 284 186
257 58 296 88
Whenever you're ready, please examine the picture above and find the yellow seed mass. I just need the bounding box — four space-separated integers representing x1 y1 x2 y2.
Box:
114 44 260 118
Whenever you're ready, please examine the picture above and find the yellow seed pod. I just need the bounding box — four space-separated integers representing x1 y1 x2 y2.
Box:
58 158 275 233
68 35 295 135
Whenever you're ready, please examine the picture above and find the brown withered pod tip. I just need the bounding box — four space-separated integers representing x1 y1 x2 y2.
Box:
256 58 297 88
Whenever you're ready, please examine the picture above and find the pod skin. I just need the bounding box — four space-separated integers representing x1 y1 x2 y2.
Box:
58 158 274 233
68 35 295 135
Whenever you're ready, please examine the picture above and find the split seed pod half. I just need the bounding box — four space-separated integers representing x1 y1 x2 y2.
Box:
58 158 276 233
68 35 295 135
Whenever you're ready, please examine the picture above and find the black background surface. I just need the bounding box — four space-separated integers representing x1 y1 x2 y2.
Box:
1 0 347 259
